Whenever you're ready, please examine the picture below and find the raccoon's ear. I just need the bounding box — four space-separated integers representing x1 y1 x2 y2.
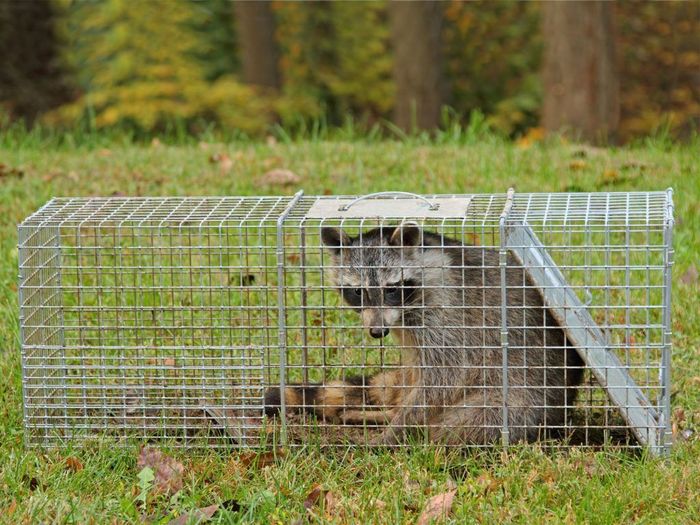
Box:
389 222 422 247
321 227 351 254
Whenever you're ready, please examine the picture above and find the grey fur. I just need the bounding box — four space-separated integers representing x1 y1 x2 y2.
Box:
322 224 584 446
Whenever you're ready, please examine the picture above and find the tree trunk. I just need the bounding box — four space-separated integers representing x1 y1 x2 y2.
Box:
0 0 71 122
389 1 446 131
234 1 280 89
542 1 619 143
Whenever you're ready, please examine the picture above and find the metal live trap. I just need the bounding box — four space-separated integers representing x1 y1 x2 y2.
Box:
18 190 674 453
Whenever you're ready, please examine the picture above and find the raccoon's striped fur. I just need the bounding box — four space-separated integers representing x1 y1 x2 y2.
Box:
264 224 584 445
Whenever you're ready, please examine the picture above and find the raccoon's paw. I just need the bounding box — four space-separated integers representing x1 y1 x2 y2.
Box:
339 409 394 425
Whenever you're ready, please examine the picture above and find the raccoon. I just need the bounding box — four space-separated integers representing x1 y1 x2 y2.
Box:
265 223 584 446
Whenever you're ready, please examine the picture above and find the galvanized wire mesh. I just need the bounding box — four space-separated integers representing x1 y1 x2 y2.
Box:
18 191 674 453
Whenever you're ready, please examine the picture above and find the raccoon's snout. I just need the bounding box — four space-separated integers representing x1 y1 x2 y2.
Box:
369 327 391 339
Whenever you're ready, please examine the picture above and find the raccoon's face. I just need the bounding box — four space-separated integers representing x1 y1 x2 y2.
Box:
321 223 433 339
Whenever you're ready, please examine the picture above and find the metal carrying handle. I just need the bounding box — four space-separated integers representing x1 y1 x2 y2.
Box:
338 191 439 211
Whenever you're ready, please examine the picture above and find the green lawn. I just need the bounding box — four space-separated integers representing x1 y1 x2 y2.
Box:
1 132 699 523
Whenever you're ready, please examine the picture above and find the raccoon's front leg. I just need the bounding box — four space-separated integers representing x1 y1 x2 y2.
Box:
368 388 425 446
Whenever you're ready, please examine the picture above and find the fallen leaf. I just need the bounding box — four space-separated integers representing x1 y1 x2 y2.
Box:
166 504 219 525
674 407 686 424
324 491 338 516
474 472 499 494
372 499 387 510
680 265 698 286
303 485 338 517
602 168 620 182
26 476 42 491
64 456 84 472
257 169 301 187
0 163 24 178
97 148 113 157
416 490 456 525
323 188 333 195
286 253 301 264
137 447 184 496
209 153 233 174
164 358 176 367
304 484 325 511
240 449 286 469
568 160 587 170
42 170 62 182
5 500 16 516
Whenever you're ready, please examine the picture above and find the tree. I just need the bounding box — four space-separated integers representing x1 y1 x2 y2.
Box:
542 1 619 143
234 1 280 89
0 0 71 122
47 0 272 135
389 1 446 131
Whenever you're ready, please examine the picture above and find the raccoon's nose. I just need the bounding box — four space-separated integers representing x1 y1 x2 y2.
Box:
369 327 390 339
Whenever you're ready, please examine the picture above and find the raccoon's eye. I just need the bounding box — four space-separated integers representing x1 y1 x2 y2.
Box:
384 286 400 298
352 288 363 297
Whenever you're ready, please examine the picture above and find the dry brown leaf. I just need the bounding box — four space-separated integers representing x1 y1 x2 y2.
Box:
324 491 338 516
5 500 16 516
209 153 233 174
602 168 620 182
137 446 184 496
97 148 113 157
164 358 176 367
416 490 456 525
475 472 499 494
0 163 24 178
675 407 686 424
64 456 84 472
166 504 219 525
568 160 587 170
303 484 325 510
240 449 286 469
680 265 698 286
257 169 301 187
372 499 387 510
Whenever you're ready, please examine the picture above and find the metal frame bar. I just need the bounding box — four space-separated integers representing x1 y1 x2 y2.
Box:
498 187 516 445
275 190 305 446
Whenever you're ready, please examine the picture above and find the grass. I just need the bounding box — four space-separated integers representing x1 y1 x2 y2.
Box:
1 130 700 523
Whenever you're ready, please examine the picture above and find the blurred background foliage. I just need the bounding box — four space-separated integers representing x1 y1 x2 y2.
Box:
0 0 698 142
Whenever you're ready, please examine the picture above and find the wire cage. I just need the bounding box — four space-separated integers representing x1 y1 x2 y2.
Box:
17 190 674 453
